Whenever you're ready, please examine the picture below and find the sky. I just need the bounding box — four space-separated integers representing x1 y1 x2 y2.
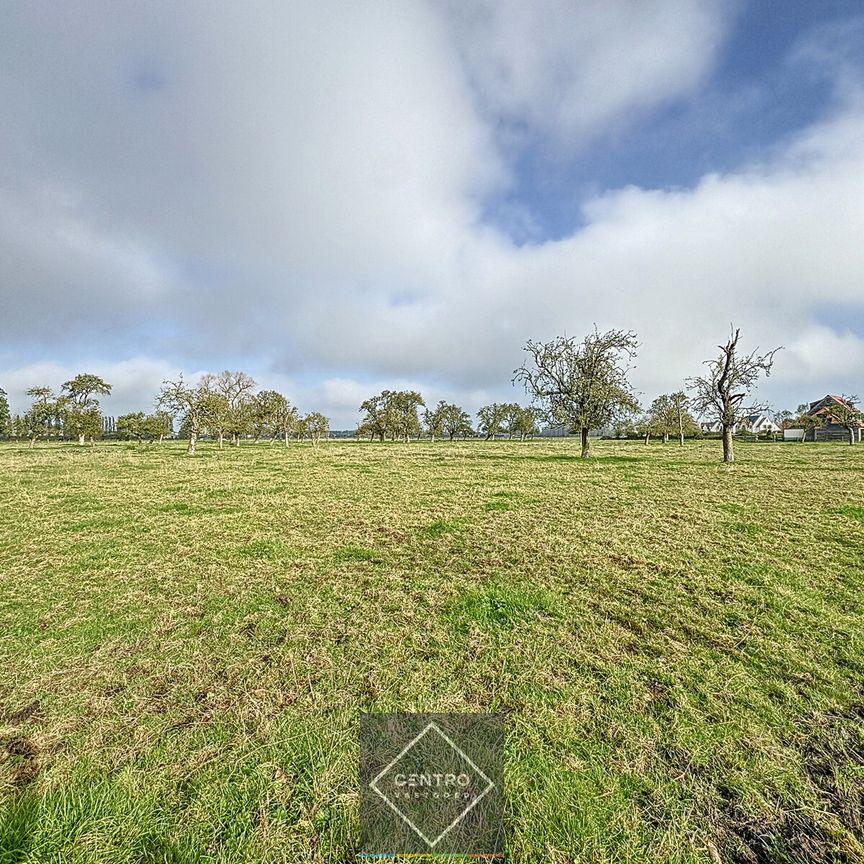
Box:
2 0 864 428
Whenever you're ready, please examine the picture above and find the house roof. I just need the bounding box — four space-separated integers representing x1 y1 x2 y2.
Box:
808 394 857 421
809 394 852 412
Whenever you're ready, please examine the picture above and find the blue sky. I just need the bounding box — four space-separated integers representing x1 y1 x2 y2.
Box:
1 1 864 426
487 1 863 242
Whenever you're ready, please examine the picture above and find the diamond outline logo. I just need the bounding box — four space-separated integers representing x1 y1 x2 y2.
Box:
369 722 496 849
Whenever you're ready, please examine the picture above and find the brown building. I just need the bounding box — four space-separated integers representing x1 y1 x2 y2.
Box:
805 395 862 442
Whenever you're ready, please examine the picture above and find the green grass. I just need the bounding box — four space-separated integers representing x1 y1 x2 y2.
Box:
1 438 863 863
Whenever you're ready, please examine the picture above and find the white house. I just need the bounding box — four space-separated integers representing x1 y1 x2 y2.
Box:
700 419 723 434
738 413 781 434
699 414 780 435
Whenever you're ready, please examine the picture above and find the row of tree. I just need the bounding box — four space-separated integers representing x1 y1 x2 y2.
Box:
156 373 328 454
355 392 540 442
0 372 328 454
2 326 859 462
1 374 113 447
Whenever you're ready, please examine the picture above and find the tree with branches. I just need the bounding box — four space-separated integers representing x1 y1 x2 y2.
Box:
506 405 539 440
476 403 509 440
24 386 65 448
793 403 823 443
0 388 9 438
156 376 218 455
688 328 781 463
646 394 676 443
61 373 112 445
442 404 474 440
424 401 473 441
359 390 424 441
670 391 695 445
358 392 391 442
828 395 863 445
303 411 329 444
514 328 639 458
200 371 257 445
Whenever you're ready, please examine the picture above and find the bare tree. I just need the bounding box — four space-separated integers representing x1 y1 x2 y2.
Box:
688 328 781 463
514 328 639 459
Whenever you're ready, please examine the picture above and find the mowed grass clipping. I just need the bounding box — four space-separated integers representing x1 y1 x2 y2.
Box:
0 438 863 863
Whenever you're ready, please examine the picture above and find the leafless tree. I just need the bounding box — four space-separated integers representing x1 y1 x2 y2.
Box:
688 328 781 463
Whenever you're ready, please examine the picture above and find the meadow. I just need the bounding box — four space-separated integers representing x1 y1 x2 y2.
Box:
1 438 863 863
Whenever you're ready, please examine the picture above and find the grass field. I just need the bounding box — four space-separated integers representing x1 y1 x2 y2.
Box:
1 438 863 863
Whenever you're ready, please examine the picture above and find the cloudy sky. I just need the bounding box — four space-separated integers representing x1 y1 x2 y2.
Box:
2 0 864 427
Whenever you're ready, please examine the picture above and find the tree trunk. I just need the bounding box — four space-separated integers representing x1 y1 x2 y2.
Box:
722 425 734 463
284 430 289 447
188 430 197 455
849 426 855 445
678 411 684 445
29 436 36 449
644 432 650 445
218 432 224 449
580 427 590 458
662 432 669 444
78 433 85 445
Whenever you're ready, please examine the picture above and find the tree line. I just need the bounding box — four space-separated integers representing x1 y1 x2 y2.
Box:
2 325 860 462
0 372 328 454
356 392 540 442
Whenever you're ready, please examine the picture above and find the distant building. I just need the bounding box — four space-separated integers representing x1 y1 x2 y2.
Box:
539 425 570 437
737 413 781 435
802 395 862 442
699 414 780 435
